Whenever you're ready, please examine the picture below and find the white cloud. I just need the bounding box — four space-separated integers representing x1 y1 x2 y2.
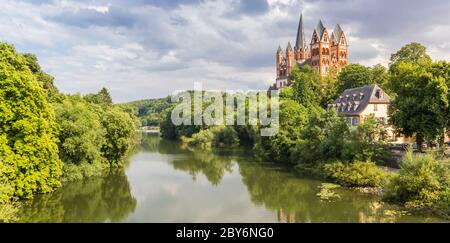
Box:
0 0 448 102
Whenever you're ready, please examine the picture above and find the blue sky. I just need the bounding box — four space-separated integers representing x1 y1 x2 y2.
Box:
1 0 449 102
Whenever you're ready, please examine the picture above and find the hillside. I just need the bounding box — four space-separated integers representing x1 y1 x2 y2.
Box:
120 97 172 127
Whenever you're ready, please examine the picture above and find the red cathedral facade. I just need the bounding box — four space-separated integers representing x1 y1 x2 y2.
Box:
272 14 349 90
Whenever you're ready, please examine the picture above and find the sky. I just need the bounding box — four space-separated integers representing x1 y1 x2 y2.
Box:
1 0 449 103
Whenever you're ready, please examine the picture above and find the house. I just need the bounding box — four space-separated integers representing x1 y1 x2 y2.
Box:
329 84 450 145
327 84 400 142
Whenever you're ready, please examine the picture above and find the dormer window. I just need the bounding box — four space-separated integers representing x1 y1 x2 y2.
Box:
375 89 383 99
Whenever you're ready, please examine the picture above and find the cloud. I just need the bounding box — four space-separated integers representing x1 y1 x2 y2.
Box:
0 0 449 103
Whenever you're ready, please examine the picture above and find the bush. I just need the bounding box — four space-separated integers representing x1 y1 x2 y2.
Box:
290 109 349 165
184 126 239 149
0 202 19 222
324 160 388 188
211 126 239 148
61 161 109 183
185 129 214 149
383 150 450 216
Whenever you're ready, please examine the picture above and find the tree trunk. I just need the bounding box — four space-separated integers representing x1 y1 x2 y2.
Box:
416 133 424 153
439 129 445 149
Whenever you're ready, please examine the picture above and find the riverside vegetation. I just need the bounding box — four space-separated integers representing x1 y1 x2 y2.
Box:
2 41 449 222
154 43 450 219
0 42 139 221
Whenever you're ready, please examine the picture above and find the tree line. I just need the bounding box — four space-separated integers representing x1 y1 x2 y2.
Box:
0 42 139 221
158 42 450 218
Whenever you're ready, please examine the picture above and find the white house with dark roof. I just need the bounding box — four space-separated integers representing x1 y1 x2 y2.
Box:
328 84 399 141
329 84 450 145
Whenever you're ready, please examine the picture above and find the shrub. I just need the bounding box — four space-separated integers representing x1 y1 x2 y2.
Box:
184 126 239 149
324 160 388 188
185 129 214 149
211 126 239 148
0 202 19 222
61 161 109 183
383 150 450 215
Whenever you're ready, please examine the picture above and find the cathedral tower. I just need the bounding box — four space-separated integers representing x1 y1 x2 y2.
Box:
310 20 332 76
330 24 348 72
294 14 309 64
272 13 348 90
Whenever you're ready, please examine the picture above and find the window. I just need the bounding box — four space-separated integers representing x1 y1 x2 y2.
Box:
346 118 352 126
352 117 359 126
374 104 378 111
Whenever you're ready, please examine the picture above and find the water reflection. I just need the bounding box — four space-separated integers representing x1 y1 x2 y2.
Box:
18 171 136 223
18 135 445 223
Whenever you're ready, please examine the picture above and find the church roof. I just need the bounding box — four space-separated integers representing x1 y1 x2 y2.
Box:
277 45 282 53
286 41 293 51
295 14 307 50
333 24 344 42
328 84 390 116
316 20 325 39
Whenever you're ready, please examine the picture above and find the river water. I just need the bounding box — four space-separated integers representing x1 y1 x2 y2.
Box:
18 135 446 223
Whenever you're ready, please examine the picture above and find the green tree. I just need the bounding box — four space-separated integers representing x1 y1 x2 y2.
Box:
22 53 59 97
84 87 113 106
319 66 339 108
290 65 321 109
430 61 450 144
53 95 106 165
257 99 309 163
343 115 391 164
389 42 432 70
0 43 62 201
101 107 138 165
371 64 390 94
337 64 373 94
389 61 448 151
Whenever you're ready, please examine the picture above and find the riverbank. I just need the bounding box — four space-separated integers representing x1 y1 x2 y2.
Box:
13 135 447 223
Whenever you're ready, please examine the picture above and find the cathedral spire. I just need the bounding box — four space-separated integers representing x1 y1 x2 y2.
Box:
295 13 306 50
286 41 293 52
316 19 325 39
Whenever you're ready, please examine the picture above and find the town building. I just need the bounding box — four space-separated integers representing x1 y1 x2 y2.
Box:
271 13 349 90
328 84 397 140
328 84 450 144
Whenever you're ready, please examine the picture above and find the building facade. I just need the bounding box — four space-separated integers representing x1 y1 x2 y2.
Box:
328 84 450 144
328 84 396 140
272 14 349 90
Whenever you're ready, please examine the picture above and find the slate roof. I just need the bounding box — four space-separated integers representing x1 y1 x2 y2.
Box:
328 84 390 116
333 24 343 42
295 14 307 50
316 20 325 39
277 45 282 53
286 41 293 51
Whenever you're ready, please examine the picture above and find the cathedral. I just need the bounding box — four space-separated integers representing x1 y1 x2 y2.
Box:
272 14 349 90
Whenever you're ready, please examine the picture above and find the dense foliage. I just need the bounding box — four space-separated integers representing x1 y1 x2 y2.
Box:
324 161 388 188
0 42 139 221
0 43 62 202
122 97 172 127
388 43 449 150
384 150 450 218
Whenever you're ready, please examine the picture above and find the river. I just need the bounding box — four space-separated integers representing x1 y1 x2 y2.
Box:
18 134 446 223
